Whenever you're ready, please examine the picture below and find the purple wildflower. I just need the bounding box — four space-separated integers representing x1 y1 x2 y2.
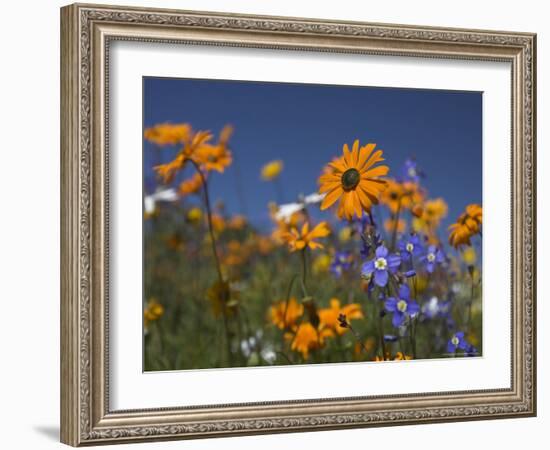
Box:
420 245 445 273
361 245 401 287
447 331 468 353
384 284 420 327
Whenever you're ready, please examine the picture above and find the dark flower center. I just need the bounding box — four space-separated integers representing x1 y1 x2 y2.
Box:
341 168 360 191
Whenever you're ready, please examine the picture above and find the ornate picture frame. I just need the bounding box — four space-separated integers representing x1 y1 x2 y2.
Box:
60 3 536 446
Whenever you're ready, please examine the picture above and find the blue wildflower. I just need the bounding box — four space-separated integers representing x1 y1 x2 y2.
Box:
420 245 445 273
362 245 401 287
447 331 468 353
398 234 423 262
464 343 478 357
383 334 399 343
359 230 382 260
384 284 420 327
353 214 373 235
401 158 423 183
330 251 353 278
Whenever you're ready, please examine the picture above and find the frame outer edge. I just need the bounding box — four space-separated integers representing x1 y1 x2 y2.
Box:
61 3 81 447
528 33 536 416
61 2 537 445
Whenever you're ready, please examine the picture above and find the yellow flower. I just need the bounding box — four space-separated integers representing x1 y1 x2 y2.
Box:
255 235 275 255
270 204 306 245
178 172 204 196
210 213 226 234
467 331 479 347
374 352 413 361
228 214 247 230
380 179 424 214
312 253 331 274
287 322 333 360
423 198 448 225
384 217 406 234
281 221 330 252
319 140 389 220
261 160 284 181
412 198 449 243
222 240 250 267
354 337 377 360
338 226 353 243
462 246 477 266
144 298 164 328
193 125 233 173
270 297 304 330
448 204 482 248
152 124 232 183
154 153 186 184
186 207 203 224
144 123 192 146
206 280 238 318
379 179 404 214
318 298 364 336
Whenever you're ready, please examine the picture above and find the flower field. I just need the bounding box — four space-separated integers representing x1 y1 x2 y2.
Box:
143 123 482 371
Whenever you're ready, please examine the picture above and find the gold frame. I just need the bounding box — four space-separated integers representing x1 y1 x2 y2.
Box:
60 3 537 446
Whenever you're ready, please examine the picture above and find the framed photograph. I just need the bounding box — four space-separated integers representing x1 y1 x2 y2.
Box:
60 3 536 446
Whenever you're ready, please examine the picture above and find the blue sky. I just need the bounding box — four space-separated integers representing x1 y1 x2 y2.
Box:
143 77 482 231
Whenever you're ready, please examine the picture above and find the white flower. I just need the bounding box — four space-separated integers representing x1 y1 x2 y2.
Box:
260 346 277 364
423 296 440 317
144 188 178 214
274 202 303 222
274 192 326 223
303 192 325 205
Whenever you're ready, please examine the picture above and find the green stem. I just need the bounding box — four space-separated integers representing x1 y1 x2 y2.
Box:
190 159 233 365
390 200 402 251
191 160 223 281
282 274 299 329
300 248 309 297
348 323 369 355
466 269 475 333
378 306 386 360
410 318 417 359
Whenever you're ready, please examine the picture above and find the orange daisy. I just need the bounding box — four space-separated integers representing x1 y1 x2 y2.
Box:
286 322 334 360
270 297 304 330
144 123 192 147
178 172 204 196
281 221 330 252
152 125 232 183
448 204 482 248
193 125 233 173
380 179 424 214
319 140 389 220
318 298 364 336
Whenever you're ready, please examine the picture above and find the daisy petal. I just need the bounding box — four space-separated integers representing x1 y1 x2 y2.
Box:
357 143 376 170
343 143 352 165
361 150 385 172
351 191 363 218
351 139 360 166
319 181 340 194
320 187 343 210
363 165 390 179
